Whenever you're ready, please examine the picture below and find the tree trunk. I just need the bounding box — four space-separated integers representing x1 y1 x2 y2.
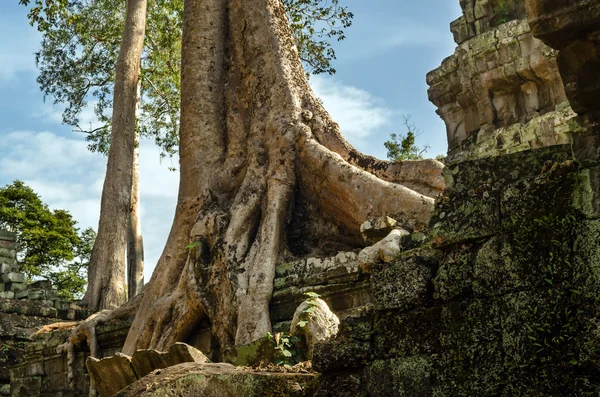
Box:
127 83 145 301
84 0 148 312
123 0 440 358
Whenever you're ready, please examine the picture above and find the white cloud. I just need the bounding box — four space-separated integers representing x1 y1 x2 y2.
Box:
34 104 65 125
0 130 178 281
309 75 394 143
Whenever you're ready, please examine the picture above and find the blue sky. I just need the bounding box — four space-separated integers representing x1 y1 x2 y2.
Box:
0 1 461 279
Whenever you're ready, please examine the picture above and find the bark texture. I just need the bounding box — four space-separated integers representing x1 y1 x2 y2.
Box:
84 0 148 311
127 142 144 300
127 83 145 300
122 0 441 358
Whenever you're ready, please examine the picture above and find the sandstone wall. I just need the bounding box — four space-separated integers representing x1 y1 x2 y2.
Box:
314 0 600 395
0 231 87 396
9 250 372 396
427 0 580 164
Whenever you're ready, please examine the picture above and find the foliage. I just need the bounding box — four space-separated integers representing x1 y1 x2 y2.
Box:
283 0 353 75
24 0 353 160
493 0 513 26
266 331 302 367
384 116 430 161
265 291 321 366
295 291 321 328
0 181 94 300
18 0 69 31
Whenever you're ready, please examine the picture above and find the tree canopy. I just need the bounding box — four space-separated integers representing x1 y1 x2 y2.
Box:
0 181 95 300
384 116 430 161
26 0 354 159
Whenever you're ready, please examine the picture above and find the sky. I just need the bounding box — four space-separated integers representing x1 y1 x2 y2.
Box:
0 0 462 281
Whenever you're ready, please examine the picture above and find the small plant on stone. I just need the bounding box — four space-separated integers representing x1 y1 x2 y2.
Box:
295 291 321 329
493 0 513 26
266 332 302 367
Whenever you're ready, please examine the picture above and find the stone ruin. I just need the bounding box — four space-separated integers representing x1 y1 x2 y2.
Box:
0 230 87 396
5 0 600 395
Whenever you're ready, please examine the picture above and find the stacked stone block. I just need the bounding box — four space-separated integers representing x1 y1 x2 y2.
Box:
314 145 600 396
0 231 24 300
427 0 575 164
0 232 61 308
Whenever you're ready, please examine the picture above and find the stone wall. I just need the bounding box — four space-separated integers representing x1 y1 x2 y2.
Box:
0 230 87 396
314 1 600 395
314 134 600 397
9 250 372 396
427 0 579 164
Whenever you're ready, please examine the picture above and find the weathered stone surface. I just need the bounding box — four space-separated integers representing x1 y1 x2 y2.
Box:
290 298 339 359
452 0 528 44
1 273 24 284
372 247 439 311
359 216 398 245
363 357 432 397
114 363 317 397
525 0 600 119
128 342 210 380
87 353 138 397
0 264 17 274
29 280 52 290
428 11 574 162
270 280 372 324
275 251 364 291
5 283 25 293
357 229 410 272
0 231 16 241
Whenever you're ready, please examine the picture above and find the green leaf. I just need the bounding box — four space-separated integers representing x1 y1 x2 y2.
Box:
185 241 201 250
297 320 308 328
282 350 292 357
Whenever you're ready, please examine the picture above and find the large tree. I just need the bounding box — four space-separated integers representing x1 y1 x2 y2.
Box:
26 0 354 308
82 0 148 311
118 0 444 359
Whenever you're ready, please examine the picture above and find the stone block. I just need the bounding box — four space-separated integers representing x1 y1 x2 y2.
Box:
371 248 438 311
86 353 137 397
0 257 17 267
29 280 52 290
0 264 16 275
88 343 210 397
364 357 432 397
6 282 26 293
371 306 443 363
113 362 317 397
15 290 29 300
0 291 14 299
26 289 45 301
1 273 24 284
0 230 16 241
360 216 398 245
0 249 15 260
130 349 168 379
9 375 41 397
433 245 474 302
